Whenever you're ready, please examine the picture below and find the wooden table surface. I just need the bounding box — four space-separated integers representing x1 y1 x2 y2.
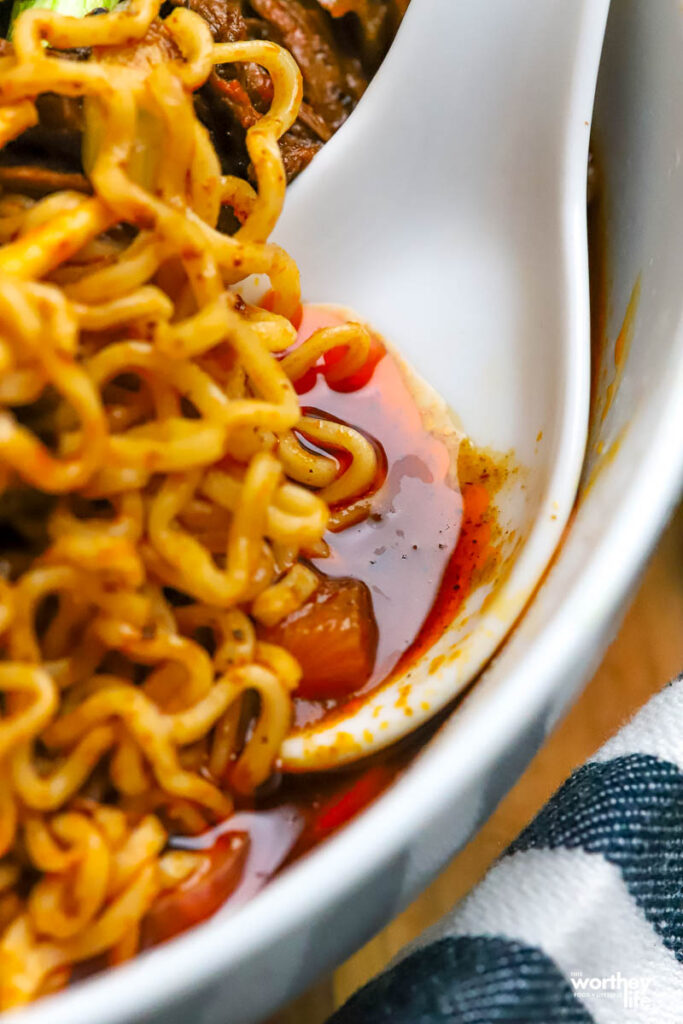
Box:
272 503 683 1024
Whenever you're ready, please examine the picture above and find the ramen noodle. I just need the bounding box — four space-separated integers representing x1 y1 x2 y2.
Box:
0 0 382 1004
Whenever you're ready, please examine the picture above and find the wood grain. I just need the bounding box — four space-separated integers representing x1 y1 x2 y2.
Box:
271 504 683 1023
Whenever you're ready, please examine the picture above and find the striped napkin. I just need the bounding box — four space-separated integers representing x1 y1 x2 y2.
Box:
328 674 683 1024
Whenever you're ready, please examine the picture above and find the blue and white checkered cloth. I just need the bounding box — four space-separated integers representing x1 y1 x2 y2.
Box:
328 674 683 1024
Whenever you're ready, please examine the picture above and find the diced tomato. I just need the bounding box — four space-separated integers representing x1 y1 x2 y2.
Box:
293 367 318 395
142 835 248 947
292 335 386 396
323 335 386 393
221 79 251 106
262 577 378 700
312 765 395 837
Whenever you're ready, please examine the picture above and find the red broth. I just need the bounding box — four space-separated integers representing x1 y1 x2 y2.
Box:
290 305 464 723
157 307 507 942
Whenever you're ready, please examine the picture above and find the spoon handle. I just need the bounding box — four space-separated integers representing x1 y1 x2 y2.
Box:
275 0 610 309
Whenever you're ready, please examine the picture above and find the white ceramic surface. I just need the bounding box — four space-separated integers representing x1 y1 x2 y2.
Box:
7 2 682 1023
276 0 608 769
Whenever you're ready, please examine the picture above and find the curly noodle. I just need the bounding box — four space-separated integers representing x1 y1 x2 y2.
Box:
0 0 377 1005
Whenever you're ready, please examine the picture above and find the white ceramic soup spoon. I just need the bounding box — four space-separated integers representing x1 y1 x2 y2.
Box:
273 0 610 771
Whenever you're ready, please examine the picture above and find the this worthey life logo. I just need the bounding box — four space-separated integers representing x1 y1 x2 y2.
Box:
569 970 653 1010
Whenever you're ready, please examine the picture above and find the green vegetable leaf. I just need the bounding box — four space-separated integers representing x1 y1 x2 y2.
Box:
9 0 117 35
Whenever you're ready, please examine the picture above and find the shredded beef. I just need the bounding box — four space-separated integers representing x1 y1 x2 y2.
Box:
184 0 247 40
0 1 408 191
248 0 365 131
317 0 409 70
187 0 406 183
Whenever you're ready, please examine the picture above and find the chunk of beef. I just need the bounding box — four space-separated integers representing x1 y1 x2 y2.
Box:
317 0 409 71
249 0 365 130
185 0 247 40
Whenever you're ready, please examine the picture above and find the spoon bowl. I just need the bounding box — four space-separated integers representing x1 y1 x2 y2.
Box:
275 0 610 769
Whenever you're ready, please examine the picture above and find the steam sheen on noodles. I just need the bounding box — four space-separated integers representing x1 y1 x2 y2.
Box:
0 0 378 1005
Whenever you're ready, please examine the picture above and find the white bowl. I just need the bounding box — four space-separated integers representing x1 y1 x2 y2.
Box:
10 3 683 1023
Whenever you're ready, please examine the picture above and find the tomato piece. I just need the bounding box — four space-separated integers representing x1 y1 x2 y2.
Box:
262 577 378 700
142 835 248 947
293 335 385 396
312 765 395 837
323 335 385 393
